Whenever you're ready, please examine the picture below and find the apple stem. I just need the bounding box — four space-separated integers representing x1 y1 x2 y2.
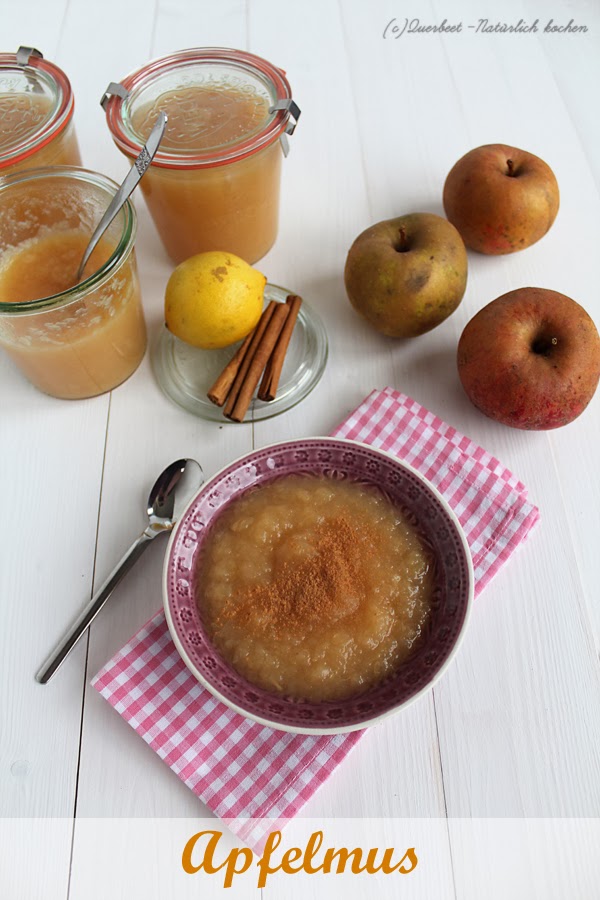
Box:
506 158 515 177
395 226 410 252
532 335 558 356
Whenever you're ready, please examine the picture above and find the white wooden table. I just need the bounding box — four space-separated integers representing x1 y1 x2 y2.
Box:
2 1 599 897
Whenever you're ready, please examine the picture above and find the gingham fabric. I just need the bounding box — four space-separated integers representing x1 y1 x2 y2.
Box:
92 388 540 850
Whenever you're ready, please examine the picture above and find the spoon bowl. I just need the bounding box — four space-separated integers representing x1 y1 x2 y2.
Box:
147 458 203 532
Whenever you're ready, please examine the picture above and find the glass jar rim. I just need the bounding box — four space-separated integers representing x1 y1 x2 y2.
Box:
0 52 75 170
0 166 137 314
104 47 294 169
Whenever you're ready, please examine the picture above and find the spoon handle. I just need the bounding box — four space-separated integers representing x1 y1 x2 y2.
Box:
76 111 168 282
36 530 156 684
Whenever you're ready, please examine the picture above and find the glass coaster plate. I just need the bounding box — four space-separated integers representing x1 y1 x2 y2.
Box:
151 283 328 422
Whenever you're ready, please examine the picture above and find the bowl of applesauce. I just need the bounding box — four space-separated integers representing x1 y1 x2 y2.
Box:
163 438 474 733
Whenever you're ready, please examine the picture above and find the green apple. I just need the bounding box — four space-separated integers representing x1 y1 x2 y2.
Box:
344 213 468 338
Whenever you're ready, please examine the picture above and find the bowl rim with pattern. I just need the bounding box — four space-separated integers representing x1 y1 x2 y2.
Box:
163 437 474 734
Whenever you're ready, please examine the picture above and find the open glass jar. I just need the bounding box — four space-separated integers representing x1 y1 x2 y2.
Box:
0 167 146 400
0 47 81 175
102 48 299 265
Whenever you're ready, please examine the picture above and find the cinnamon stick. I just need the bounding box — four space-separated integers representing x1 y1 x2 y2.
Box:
225 302 290 423
207 329 254 406
221 301 277 417
258 294 302 401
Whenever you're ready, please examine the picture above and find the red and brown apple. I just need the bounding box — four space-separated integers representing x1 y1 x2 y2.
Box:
457 287 600 429
344 212 468 338
443 144 559 254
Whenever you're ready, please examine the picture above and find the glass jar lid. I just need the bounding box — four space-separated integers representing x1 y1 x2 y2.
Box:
0 47 75 169
103 48 298 169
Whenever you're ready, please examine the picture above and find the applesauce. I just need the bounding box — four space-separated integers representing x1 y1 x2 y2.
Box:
0 167 146 399
128 85 280 264
198 475 434 702
103 48 299 264
0 49 81 174
0 230 113 303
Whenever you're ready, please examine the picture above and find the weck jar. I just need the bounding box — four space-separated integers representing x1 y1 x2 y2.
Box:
0 167 146 399
102 47 300 265
0 46 82 175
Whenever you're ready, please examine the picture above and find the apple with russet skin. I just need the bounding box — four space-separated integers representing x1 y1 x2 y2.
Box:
457 287 600 430
443 144 559 254
344 213 468 338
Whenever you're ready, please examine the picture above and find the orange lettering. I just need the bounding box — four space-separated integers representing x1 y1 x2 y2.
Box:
394 847 418 874
280 846 303 874
181 830 222 874
181 830 253 887
183 827 419 887
303 831 324 873
256 830 283 888
365 846 386 873
363 846 406 873
223 847 253 888
322 846 366 874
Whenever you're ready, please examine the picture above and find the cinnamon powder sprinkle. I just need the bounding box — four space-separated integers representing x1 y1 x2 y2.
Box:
218 515 377 636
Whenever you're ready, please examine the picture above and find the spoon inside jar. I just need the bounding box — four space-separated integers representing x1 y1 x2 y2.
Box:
75 111 168 283
35 456 203 684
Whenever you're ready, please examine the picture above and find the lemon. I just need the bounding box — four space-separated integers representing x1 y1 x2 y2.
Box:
164 251 267 349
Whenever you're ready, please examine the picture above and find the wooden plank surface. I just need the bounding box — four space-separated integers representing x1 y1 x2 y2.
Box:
1 0 598 896
0 0 107 826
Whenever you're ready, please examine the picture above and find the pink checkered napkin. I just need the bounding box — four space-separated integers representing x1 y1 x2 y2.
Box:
92 388 539 850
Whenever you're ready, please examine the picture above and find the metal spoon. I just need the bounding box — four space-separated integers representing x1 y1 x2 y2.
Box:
36 457 203 684
75 110 168 283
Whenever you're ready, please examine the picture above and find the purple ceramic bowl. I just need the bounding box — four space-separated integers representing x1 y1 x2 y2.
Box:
163 438 473 734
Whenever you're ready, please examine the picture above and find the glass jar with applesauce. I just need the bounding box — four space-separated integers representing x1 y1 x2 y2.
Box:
0 167 146 400
0 46 81 175
102 48 300 265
